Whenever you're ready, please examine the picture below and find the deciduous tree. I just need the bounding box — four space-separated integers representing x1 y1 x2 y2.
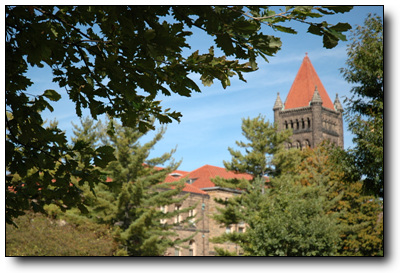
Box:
6 5 353 224
340 14 383 197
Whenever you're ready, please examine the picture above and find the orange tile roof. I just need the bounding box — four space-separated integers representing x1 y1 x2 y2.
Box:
181 183 208 195
105 165 255 195
187 164 253 189
284 54 335 110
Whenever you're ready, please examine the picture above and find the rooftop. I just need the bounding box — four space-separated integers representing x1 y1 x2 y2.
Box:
284 54 335 110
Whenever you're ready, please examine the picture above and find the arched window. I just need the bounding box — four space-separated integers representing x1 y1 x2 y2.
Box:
189 240 196 256
287 143 292 149
284 120 288 129
302 118 305 129
295 141 301 149
296 119 299 130
290 120 293 129
304 140 310 148
307 118 311 128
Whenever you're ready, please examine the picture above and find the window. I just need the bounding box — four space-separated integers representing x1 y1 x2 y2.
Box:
238 227 244 233
307 118 311 128
226 226 231 234
174 204 181 224
302 118 305 129
187 178 197 184
174 248 180 256
189 240 196 256
189 209 196 227
160 205 168 224
296 119 299 130
284 121 288 129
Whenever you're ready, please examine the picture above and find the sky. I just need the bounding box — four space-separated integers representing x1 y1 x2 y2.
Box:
22 6 383 174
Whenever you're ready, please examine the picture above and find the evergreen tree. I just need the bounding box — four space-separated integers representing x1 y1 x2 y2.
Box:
212 117 343 256
73 117 195 256
223 114 291 183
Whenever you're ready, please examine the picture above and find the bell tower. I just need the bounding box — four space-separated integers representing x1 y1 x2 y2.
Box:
273 54 344 149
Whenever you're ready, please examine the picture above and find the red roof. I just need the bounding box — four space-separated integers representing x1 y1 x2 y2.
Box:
181 183 208 195
187 164 253 189
284 54 335 110
163 170 189 183
105 165 255 195
162 170 208 195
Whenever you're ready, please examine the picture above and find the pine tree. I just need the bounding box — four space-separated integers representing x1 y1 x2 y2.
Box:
83 117 195 256
221 115 291 189
212 117 343 256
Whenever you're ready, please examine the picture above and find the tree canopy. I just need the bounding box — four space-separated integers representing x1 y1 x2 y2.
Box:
340 14 383 197
6 5 353 224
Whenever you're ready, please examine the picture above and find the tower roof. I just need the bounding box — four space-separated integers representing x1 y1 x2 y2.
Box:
284 54 335 110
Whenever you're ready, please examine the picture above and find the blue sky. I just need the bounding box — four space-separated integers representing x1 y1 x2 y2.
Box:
24 6 383 172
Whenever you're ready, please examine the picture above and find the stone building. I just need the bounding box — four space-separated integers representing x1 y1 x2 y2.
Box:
163 164 253 256
273 54 344 148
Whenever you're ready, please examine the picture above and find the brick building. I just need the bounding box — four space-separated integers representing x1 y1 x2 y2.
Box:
273 54 344 148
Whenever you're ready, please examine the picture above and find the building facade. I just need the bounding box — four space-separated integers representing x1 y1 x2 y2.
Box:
163 165 252 256
273 54 344 149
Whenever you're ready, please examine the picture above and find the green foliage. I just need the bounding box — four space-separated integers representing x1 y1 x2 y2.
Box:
213 146 344 256
247 175 341 256
6 210 116 256
223 114 292 179
293 143 383 256
214 119 343 256
340 14 383 197
213 115 383 257
71 117 195 256
335 182 383 256
214 114 383 256
6 5 352 224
